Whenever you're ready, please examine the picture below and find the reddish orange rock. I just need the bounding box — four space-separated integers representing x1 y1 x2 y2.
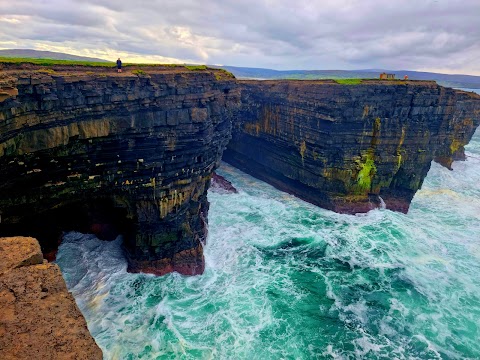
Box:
0 237 102 360
127 243 205 276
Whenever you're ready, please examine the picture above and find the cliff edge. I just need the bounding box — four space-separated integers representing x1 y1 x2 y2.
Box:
0 66 479 277
0 66 239 276
225 80 480 213
0 236 102 360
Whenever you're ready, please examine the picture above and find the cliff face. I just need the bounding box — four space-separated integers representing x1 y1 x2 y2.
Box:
0 236 102 359
225 80 480 213
0 68 239 275
1 68 479 277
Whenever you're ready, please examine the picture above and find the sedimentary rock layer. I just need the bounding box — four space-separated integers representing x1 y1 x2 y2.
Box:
0 236 102 359
225 80 480 213
0 67 239 275
1 68 480 277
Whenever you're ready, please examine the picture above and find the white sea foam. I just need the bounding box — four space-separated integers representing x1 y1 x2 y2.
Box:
56 130 480 359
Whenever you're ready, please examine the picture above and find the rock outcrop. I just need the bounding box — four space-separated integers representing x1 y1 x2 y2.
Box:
225 80 480 213
0 66 239 275
210 172 238 194
0 236 102 359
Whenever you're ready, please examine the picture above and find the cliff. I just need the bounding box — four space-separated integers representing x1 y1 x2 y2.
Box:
0 67 479 278
224 80 480 213
0 66 239 276
0 236 102 359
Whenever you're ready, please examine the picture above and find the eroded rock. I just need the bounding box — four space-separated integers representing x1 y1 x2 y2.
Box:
0 236 43 275
211 172 238 194
0 236 102 360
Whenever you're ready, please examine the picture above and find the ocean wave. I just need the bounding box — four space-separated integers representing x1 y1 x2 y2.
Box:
56 130 480 359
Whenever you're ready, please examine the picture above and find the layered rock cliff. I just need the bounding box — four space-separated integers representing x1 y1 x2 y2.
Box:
225 80 480 213
1 67 479 278
0 66 239 275
0 236 102 359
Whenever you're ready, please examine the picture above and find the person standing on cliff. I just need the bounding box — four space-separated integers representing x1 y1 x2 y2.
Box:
116 58 122 73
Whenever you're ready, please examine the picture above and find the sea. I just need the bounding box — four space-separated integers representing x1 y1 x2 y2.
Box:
56 90 480 359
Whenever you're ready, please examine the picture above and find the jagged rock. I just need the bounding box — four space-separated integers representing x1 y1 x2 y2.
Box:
0 236 43 275
211 172 238 194
0 236 102 360
225 80 480 213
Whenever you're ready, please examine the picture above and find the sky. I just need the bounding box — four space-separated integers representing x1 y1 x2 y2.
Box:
0 0 479 75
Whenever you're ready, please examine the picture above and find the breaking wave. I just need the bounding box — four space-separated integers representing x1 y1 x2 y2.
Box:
57 130 480 359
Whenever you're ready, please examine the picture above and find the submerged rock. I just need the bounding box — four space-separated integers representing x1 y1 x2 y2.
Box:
211 172 238 194
0 236 102 359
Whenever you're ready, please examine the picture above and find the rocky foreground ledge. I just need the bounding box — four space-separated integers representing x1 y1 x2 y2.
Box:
0 236 102 359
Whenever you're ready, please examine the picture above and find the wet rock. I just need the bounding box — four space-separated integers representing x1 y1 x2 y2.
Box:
211 172 238 194
127 243 205 276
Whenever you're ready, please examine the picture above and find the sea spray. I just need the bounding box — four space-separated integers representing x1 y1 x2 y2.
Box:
57 130 480 359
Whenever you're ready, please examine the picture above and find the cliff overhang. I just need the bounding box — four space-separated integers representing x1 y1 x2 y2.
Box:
0 66 239 276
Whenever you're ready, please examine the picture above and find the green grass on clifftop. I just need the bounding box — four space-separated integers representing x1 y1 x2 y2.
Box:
0 57 235 78
334 78 363 85
185 65 208 71
0 57 114 67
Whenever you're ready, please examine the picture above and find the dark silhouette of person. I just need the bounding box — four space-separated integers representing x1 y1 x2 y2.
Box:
117 58 122 73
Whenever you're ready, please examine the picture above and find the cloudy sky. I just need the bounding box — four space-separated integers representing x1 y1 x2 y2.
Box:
1 0 479 74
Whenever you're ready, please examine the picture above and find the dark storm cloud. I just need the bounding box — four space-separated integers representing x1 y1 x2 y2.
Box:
1 0 479 74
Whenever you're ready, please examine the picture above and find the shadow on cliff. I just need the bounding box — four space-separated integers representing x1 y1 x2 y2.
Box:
0 199 134 261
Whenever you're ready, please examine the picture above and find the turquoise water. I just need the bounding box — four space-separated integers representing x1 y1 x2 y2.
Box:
57 131 480 359
453 88 480 94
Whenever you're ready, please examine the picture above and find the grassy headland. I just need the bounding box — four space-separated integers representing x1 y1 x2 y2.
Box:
0 57 235 78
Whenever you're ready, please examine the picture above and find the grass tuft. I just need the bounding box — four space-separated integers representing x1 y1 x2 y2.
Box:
335 79 363 85
185 65 208 71
132 69 147 76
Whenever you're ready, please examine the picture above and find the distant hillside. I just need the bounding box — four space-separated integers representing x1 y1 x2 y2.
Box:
0 49 110 63
215 65 480 89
